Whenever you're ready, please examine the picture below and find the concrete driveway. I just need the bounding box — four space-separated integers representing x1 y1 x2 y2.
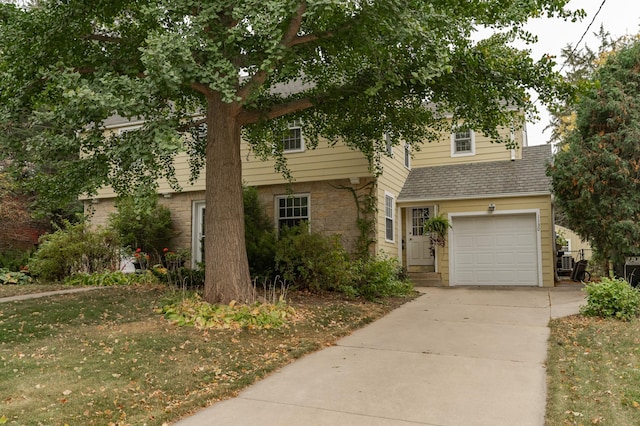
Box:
174 287 585 426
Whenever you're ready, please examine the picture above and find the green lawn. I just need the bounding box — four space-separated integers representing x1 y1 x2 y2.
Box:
0 285 411 425
546 315 640 425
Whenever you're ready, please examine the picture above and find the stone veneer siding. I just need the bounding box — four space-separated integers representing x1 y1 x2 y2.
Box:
86 177 372 256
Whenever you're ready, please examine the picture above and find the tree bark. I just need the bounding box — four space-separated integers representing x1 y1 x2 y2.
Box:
203 95 253 304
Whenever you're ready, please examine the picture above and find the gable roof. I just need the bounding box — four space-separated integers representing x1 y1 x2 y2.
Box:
398 144 552 202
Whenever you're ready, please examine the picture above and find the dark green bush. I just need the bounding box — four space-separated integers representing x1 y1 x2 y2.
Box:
244 186 276 279
345 256 414 301
28 221 120 281
152 266 205 290
275 224 355 292
0 249 33 271
108 193 173 260
580 277 640 321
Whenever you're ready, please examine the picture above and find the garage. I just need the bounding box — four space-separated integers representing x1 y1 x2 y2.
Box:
450 213 540 286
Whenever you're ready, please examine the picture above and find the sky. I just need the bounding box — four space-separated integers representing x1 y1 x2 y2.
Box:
522 0 640 146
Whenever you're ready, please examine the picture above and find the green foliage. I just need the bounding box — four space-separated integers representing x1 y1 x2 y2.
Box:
152 266 205 290
158 295 296 330
580 277 640 321
275 224 354 292
345 257 414 301
0 249 32 271
275 226 412 300
28 220 120 281
108 194 174 259
549 39 640 264
243 186 276 278
64 270 160 287
0 268 32 285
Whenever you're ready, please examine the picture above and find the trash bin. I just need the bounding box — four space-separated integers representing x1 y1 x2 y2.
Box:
571 260 588 282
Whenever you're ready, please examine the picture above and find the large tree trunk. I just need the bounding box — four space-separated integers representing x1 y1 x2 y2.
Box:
203 95 253 304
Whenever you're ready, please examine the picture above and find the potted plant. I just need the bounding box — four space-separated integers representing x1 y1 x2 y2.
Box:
423 214 451 257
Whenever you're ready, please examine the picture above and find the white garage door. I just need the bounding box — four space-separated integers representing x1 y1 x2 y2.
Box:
451 214 540 286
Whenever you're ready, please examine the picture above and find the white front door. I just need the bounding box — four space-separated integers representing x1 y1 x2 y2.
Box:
406 207 435 266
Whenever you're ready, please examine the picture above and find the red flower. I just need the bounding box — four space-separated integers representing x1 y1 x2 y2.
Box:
135 248 142 253
163 248 169 253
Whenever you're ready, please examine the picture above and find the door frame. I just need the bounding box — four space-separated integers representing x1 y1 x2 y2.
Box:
405 205 436 269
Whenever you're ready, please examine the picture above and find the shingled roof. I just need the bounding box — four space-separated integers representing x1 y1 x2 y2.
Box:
398 144 552 202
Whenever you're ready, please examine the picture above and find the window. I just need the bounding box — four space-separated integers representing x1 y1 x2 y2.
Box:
282 120 304 152
404 144 411 169
192 201 206 266
451 128 475 156
384 132 393 156
276 194 310 230
385 193 395 242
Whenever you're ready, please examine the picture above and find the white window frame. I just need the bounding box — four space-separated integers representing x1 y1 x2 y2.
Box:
404 144 411 169
384 192 395 242
191 201 206 267
275 193 310 231
282 120 304 153
451 128 475 157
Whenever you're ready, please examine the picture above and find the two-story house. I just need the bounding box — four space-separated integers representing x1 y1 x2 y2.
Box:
86 117 555 288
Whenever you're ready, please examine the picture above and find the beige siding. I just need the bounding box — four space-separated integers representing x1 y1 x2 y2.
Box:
556 225 592 260
411 127 525 168
376 144 411 257
241 139 371 186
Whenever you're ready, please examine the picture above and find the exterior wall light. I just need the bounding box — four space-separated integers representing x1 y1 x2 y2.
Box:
488 203 496 212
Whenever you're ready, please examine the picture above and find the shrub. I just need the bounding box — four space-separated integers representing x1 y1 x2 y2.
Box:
580 277 640 321
152 266 205 290
64 270 160 286
244 186 276 279
28 220 120 281
275 224 355 292
0 268 32 285
0 249 33 271
108 193 173 260
345 256 414 301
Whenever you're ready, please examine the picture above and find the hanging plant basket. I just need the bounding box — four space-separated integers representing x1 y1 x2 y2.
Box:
423 214 451 256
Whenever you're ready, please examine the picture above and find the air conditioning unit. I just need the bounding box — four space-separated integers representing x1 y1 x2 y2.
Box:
561 255 573 270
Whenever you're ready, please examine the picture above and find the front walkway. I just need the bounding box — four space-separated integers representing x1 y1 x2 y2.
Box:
174 286 585 426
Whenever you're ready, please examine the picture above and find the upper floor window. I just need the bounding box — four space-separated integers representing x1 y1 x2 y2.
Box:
384 193 395 242
451 128 475 157
282 120 304 153
404 144 411 169
384 132 393 157
276 194 309 230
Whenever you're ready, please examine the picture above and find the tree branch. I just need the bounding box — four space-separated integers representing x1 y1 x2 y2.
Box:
236 2 307 102
238 97 314 125
178 117 207 132
84 33 123 43
190 82 213 97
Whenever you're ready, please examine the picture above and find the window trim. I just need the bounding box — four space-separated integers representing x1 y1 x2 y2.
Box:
275 193 311 231
384 192 395 243
450 128 476 157
282 120 305 153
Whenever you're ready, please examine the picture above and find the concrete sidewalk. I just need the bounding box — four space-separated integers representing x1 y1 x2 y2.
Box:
175 286 585 426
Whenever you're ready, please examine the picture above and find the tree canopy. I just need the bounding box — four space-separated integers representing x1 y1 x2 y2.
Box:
549 38 640 265
0 0 579 303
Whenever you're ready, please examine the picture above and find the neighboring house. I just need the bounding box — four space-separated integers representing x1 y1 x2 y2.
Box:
86 117 557 287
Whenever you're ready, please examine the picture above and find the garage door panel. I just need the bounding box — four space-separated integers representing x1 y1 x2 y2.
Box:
452 214 539 286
